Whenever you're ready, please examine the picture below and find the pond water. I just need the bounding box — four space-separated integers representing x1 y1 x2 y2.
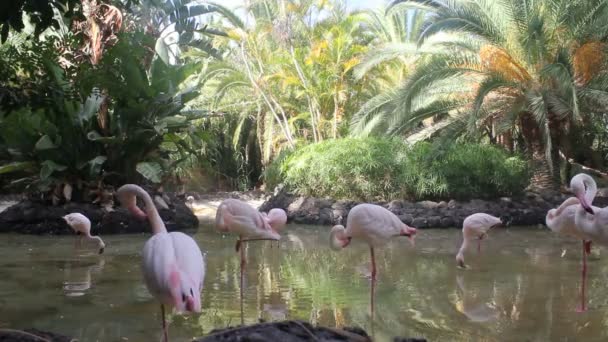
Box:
1 224 607 341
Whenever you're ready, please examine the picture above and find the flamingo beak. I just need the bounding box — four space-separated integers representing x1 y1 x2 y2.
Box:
579 196 595 215
342 237 352 248
99 247 104 254
401 226 417 246
186 296 195 312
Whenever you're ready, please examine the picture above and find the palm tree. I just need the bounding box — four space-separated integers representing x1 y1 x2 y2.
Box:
352 0 608 190
196 0 372 159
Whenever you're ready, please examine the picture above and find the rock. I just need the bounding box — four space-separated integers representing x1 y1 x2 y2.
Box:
411 217 427 228
317 198 334 208
437 201 448 208
427 216 441 227
388 200 404 211
440 216 455 228
418 200 439 209
447 200 458 209
194 320 422 342
0 190 198 234
318 208 334 225
0 329 73 342
398 214 414 225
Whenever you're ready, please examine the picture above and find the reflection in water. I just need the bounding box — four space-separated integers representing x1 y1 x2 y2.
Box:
63 258 105 297
1 227 608 341
454 273 499 322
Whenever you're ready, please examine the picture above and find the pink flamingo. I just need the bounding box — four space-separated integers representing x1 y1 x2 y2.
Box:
546 187 594 311
63 213 106 254
215 199 281 323
570 173 608 311
215 199 281 264
117 184 205 342
455 213 502 268
329 203 416 280
329 203 416 322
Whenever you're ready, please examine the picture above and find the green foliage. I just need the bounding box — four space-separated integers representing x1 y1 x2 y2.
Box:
266 138 529 201
0 30 205 194
401 142 529 199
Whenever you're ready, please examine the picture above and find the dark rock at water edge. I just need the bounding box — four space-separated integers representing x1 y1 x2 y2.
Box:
194 320 427 342
260 187 608 228
0 329 74 342
0 191 198 235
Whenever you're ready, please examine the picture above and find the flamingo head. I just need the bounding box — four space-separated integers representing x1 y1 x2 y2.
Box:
329 225 350 251
400 224 417 246
266 208 287 232
570 174 596 214
116 186 148 220
63 213 90 232
97 239 106 254
456 252 467 269
170 270 202 313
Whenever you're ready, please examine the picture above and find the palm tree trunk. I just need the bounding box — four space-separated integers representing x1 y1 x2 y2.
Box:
520 113 560 190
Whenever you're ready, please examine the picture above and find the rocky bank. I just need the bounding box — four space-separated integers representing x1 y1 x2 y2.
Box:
0 189 198 234
0 322 426 342
260 188 608 228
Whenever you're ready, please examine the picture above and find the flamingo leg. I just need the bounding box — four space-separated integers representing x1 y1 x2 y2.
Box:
161 304 168 342
239 235 245 325
478 233 485 254
578 240 591 312
370 270 376 337
370 247 377 281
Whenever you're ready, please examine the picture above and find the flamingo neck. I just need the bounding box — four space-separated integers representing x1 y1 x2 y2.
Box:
118 184 167 234
87 235 104 247
575 204 595 235
456 238 470 265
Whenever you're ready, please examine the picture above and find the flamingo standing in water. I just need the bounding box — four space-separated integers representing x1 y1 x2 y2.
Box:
329 203 416 322
545 186 595 311
117 184 205 342
215 199 281 264
329 203 417 280
569 173 608 311
215 199 281 323
455 213 502 268
63 213 106 254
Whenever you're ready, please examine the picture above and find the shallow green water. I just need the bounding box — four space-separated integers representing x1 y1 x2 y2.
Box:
1 225 607 341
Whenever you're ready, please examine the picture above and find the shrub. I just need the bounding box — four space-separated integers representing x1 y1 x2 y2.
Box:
265 138 529 201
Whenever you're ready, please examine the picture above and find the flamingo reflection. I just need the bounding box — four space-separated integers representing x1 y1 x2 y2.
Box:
63 258 105 297
455 274 499 323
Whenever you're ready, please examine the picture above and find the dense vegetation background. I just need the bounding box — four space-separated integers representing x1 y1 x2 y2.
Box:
1 0 607 203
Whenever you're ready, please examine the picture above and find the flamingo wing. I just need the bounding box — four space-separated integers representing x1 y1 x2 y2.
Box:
142 233 178 306
170 232 205 312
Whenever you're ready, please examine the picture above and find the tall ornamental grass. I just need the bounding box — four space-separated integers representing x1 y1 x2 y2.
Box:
265 138 529 201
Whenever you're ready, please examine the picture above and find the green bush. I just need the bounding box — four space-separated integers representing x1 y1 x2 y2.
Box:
265 138 529 201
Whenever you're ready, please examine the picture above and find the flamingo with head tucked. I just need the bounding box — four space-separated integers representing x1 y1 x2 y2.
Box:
570 173 608 311
329 203 416 321
63 213 105 254
329 203 416 280
546 189 595 311
215 199 281 265
456 213 502 268
117 184 205 342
